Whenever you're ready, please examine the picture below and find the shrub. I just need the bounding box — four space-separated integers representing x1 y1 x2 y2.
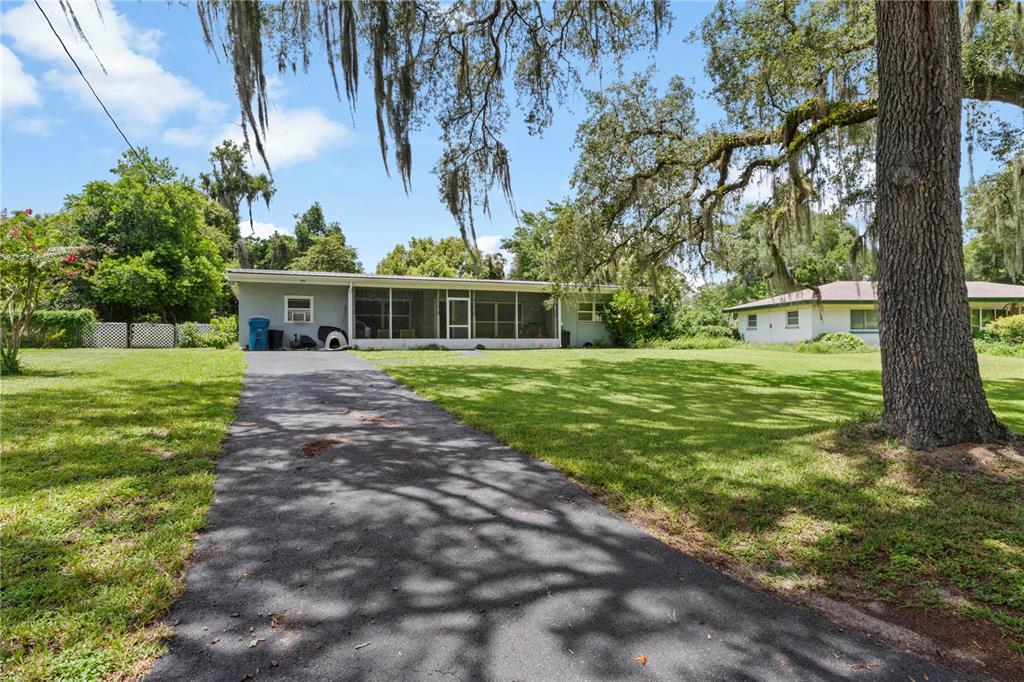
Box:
650 336 739 350
179 316 237 349
23 309 96 348
795 332 872 354
974 339 1024 357
690 324 735 339
983 314 1024 344
604 289 656 346
672 306 730 337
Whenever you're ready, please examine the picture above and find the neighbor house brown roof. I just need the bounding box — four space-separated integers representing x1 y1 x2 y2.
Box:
723 280 1024 312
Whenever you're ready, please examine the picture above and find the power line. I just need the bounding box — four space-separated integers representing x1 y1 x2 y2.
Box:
33 0 164 186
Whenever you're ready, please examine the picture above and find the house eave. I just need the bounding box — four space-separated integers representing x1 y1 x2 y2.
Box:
225 269 621 293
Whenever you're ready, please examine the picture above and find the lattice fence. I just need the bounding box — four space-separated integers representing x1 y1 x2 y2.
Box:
84 322 219 348
129 323 176 348
87 322 128 348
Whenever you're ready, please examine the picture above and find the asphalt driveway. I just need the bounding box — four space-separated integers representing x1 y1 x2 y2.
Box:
148 351 965 681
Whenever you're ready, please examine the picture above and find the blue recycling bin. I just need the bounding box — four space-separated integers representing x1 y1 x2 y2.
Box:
248 316 270 351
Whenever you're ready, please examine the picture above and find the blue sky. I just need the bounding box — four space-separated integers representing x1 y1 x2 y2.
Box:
0 1 1010 271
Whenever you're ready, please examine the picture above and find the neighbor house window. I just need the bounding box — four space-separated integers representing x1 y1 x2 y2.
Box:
786 310 800 328
285 296 313 323
577 301 607 323
747 314 758 330
972 308 1007 332
850 308 878 331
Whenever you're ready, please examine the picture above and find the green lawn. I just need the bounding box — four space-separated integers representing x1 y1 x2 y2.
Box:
362 348 1024 658
1 349 245 681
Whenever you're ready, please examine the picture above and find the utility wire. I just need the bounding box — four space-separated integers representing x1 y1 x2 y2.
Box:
33 0 164 186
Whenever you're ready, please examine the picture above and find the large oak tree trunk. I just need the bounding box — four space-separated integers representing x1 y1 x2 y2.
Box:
875 0 1007 450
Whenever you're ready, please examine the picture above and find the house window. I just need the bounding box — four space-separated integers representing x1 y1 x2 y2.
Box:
973 308 1007 332
850 308 878 331
474 300 519 338
285 296 313 323
786 310 800 328
747 314 758 330
577 301 607 323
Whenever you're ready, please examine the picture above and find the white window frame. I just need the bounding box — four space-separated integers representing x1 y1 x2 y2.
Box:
747 314 758 330
850 308 878 332
284 295 314 324
786 310 800 328
577 301 607 323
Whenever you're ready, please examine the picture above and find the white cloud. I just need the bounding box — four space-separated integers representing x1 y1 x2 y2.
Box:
1 0 224 133
240 220 290 239
476 234 504 254
1 44 41 109
9 117 50 135
214 107 352 169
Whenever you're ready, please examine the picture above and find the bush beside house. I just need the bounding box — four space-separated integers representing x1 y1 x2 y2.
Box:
178 316 237 349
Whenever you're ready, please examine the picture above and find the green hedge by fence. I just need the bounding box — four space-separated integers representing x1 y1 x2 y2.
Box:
23 309 97 348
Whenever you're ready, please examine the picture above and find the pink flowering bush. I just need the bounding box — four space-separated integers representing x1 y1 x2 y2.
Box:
1 209 83 373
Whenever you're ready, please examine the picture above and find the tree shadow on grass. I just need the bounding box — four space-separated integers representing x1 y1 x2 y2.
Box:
143 353 960 681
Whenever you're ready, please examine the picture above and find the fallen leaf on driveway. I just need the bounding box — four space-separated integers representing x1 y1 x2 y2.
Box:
634 653 648 665
850 663 879 670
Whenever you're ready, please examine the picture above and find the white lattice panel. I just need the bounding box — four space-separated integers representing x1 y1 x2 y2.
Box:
89 322 127 348
130 323 176 348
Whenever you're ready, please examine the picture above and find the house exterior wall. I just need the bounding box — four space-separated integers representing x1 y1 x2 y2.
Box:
235 280 611 350
737 301 1020 346
560 297 613 347
236 281 349 348
736 306 813 344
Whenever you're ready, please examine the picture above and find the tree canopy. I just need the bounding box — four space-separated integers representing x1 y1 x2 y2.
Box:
243 202 362 273
376 236 486 278
66 150 226 322
964 155 1023 283
556 0 1021 290
185 0 668 260
199 139 276 242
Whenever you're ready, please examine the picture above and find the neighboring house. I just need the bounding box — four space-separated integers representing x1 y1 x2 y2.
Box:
226 269 616 350
724 280 1024 345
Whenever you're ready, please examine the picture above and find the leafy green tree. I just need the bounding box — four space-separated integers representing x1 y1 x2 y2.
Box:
711 208 872 290
604 289 657 346
1 210 83 373
202 199 240 260
89 254 168 321
199 140 276 243
67 150 225 322
561 0 1020 448
502 207 559 280
289 232 362 273
376 237 479 278
964 156 1023 283
293 203 335 253
482 253 505 280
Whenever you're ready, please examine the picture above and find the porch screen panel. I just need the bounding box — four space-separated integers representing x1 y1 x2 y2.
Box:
354 287 390 339
392 289 438 339
517 292 556 339
473 291 516 338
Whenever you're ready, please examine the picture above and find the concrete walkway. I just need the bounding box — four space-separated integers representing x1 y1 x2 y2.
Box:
149 352 964 681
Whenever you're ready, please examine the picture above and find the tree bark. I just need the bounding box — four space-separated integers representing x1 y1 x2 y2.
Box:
875 0 1008 450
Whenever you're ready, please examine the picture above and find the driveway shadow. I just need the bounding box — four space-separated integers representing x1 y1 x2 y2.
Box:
148 352 962 681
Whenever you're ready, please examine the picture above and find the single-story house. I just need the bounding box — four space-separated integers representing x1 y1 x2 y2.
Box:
226 269 617 350
724 280 1024 345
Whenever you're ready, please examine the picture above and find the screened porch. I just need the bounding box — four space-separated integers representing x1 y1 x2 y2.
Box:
351 286 558 344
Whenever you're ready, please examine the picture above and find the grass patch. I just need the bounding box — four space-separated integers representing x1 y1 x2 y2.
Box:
361 347 1024 668
1 349 245 681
